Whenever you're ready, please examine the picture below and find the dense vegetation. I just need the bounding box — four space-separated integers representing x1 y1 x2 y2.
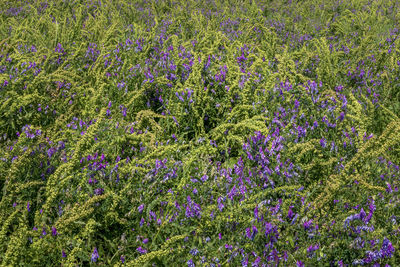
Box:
1 0 400 265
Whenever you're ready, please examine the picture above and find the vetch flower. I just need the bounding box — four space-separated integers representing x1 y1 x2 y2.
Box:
303 220 313 230
381 237 395 258
287 206 294 219
291 213 299 225
190 248 199 256
225 244 233 250
307 244 319 257
187 259 195 267
138 204 144 213
320 138 326 148
91 247 99 262
94 188 104 195
136 246 147 254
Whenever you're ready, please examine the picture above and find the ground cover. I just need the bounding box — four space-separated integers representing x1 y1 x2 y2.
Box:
0 0 400 265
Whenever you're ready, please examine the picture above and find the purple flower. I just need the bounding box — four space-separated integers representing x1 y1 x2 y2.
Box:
118 104 127 117
55 43 64 53
344 213 360 228
250 225 258 240
62 250 67 258
245 227 252 239
290 213 299 225
303 220 313 230
338 112 345 122
254 206 259 220
187 259 195 267
217 197 224 211
94 188 104 195
91 247 99 262
381 238 395 258
307 244 319 255
320 138 326 148
137 246 147 254
52 226 57 236
287 206 294 219
190 248 199 256
253 256 261 266
359 208 366 220
353 259 364 265
225 244 233 250
201 175 208 182
120 255 125 263
138 204 144 213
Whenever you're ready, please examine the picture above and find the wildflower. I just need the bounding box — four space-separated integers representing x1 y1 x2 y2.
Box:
290 213 299 225
252 257 261 266
307 244 319 254
320 138 326 148
91 247 99 262
190 248 199 256
200 174 208 182
381 238 395 258
338 112 345 121
303 220 313 230
254 206 259 220
217 197 224 211
55 43 64 53
52 226 58 236
138 204 144 213
359 208 366 220
94 188 104 195
187 259 195 267
136 246 147 254
352 259 364 265
344 213 360 228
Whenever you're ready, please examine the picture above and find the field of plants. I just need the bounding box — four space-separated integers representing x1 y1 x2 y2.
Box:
1 0 400 265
